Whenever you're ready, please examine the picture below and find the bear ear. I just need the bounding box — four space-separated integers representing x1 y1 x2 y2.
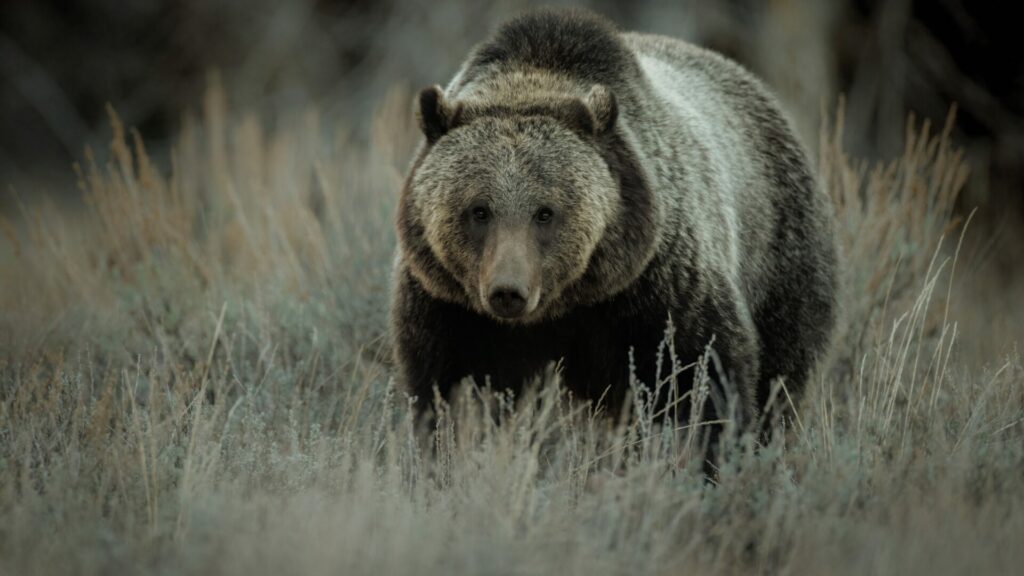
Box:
416 85 456 145
584 84 618 135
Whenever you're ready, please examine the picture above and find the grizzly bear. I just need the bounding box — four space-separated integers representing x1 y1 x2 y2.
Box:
391 8 837 435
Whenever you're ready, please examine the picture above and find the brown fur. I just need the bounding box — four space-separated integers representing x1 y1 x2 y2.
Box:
391 8 838 438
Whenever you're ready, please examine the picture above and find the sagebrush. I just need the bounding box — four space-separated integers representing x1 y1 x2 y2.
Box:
1 86 1021 576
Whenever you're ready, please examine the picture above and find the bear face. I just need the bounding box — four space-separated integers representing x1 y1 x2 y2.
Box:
404 106 619 324
398 82 662 327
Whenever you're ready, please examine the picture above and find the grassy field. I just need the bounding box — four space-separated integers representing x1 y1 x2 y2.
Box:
1 85 1022 575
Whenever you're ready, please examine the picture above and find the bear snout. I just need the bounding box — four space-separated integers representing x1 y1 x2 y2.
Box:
488 286 529 318
479 226 541 319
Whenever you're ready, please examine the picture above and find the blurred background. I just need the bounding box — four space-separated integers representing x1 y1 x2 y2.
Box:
2 0 1021 269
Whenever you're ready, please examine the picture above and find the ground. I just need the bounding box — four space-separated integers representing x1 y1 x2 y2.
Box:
0 87 1022 576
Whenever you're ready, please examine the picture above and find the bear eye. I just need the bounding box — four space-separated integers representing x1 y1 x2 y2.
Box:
471 206 490 223
535 207 554 224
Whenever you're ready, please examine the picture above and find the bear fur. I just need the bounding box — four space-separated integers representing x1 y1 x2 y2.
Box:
391 8 837 432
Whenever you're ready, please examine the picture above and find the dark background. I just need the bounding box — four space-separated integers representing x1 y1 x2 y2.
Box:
2 0 1021 245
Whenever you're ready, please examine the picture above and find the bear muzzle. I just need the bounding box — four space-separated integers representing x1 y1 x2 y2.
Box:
481 277 541 320
488 285 530 318
479 229 542 320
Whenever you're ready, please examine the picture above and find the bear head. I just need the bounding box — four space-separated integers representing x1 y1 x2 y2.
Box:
397 83 659 324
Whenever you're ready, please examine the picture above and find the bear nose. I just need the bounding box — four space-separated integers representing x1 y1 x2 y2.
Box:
488 286 528 318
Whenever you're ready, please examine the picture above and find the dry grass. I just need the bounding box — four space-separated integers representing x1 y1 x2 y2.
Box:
1 85 1022 576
